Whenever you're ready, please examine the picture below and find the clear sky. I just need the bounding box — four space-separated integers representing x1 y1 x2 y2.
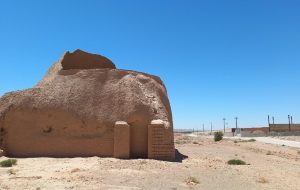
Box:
1 0 300 129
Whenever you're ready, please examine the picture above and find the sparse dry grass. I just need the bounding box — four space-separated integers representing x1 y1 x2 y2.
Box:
266 151 272 155
256 177 269 184
7 169 17 175
139 160 147 165
185 176 200 185
245 139 256 142
175 135 193 144
71 168 80 173
234 139 256 143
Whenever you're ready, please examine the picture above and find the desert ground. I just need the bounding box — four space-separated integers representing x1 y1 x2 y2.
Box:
273 135 300 142
1 134 300 190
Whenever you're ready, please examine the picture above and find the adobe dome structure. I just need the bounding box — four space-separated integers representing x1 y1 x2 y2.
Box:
0 49 175 161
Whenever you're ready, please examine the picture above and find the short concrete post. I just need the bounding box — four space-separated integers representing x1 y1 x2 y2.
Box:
148 119 175 161
114 121 130 159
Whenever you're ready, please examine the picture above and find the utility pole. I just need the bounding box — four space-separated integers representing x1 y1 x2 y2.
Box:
210 122 212 134
223 118 226 133
288 115 291 131
291 116 293 131
268 115 270 132
202 124 204 133
235 117 238 130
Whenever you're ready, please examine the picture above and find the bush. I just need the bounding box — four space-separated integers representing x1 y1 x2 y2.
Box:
241 139 256 142
0 159 17 167
227 159 246 165
214 131 223 142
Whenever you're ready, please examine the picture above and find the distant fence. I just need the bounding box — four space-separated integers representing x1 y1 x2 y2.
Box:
269 124 300 132
175 124 300 137
174 129 220 134
240 124 300 133
236 124 300 137
174 129 195 133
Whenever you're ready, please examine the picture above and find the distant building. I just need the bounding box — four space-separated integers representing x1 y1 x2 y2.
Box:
225 124 300 137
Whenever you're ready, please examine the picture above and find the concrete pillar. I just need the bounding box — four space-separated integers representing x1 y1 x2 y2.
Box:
148 119 175 161
114 121 130 159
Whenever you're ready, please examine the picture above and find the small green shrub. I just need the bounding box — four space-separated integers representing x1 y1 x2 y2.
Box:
235 139 256 143
139 160 147 165
0 159 17 167
214 131 223 142
227 159 246 165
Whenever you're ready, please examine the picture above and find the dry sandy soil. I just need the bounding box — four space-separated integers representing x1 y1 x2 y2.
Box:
273 136 300 142
1 134 300 190
225 136 300 148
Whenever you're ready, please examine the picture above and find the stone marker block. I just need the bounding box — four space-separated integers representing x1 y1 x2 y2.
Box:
114 121 130 159
148 120 175 161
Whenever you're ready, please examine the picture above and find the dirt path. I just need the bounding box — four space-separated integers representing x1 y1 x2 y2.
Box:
226 136 300 148
0 134 299 190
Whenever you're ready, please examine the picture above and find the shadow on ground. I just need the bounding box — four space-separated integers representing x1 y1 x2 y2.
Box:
175 149 188 163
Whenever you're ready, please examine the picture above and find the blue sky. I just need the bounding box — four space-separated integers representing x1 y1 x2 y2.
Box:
1 0 300 129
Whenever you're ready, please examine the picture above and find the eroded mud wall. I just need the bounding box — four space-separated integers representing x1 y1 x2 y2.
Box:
4 110 114 157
